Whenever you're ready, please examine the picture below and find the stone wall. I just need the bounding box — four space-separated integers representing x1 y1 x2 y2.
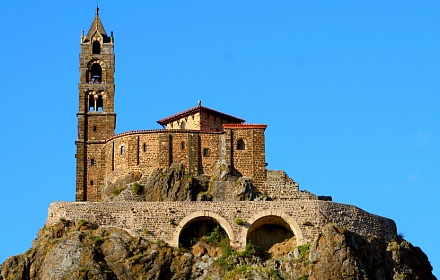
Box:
47 200 396 250
103 128 267 189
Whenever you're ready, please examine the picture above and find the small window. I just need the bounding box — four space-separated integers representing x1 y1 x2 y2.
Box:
93 126 97 131
180 121 186 129
143 143 147 152
237 139 246 150
91 159 95 166
181 141 185 150
203 148 210 157
92 41 101 54
120 145 125 155
90 180 94 186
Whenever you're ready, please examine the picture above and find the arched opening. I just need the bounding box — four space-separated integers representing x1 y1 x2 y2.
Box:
178 216 229 248
88 94 95 112
88 94 103 112
180 121 186 129
96 95 103 112
247 215 295 259
90 63 102 84
237 139 246 150
92 41 101 54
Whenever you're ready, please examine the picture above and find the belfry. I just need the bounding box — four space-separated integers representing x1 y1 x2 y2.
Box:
76 7 116 201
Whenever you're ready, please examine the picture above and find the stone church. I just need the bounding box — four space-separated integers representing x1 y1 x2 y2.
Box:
76 8 267 202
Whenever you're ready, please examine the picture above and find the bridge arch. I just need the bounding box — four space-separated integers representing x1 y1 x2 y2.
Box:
172 211 234 248
239 211 305 250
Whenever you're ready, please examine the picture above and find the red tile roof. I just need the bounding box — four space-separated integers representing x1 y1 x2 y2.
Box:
157 105 245 126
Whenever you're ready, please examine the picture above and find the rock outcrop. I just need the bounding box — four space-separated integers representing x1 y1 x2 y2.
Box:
103 162 266 202
1 220 435 279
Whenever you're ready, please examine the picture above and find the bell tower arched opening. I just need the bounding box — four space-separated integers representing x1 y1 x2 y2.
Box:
88 93 104 112
90 63 102 83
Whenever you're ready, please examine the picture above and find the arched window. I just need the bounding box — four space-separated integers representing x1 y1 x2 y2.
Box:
90 159 95 166
88 94 95 112
181 141 185 150
92 41 101 54
180 121 186 130
88 94 104 112
90 63 102 84
120 145 125 155
237 139 246 150
96 95 103 112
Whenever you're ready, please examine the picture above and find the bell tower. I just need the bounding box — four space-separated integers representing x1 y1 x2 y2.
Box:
76 7 116 201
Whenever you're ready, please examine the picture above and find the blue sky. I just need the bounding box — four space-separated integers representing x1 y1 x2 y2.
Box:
0 1 439 276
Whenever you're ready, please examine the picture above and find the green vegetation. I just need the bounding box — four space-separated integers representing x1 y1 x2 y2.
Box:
93 236 105 246
234 218 245 226
295 244 310 263
238 243 260 258
111 185 126 195
131 182 144 195
206 226 228 246
155 239 168 247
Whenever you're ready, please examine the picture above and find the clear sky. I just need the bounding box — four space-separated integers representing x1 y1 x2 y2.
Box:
0 1 438 276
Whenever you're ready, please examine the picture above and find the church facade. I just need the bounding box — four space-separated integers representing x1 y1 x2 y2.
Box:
75 9 267 202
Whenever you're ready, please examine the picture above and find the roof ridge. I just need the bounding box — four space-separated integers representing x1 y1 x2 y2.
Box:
157 105 245 125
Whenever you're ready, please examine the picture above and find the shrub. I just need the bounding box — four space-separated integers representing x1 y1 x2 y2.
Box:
295 244 310 263
234 218 245 226
206 226 227 246
238 242 260 258
132 182 144 195
93 236 105 246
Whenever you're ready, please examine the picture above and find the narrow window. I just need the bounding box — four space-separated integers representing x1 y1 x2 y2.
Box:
180 121 186 129
90 180 94 186
96 94 103 112
91 159 95 166
181 141 185 150
93 126 97 131
203 148 210 157
237 139 246 150
121 145 125 155
88 95 95 112
92 41 101 54
143 143 147 152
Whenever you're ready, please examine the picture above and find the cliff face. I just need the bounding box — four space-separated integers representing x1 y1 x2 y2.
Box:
0 220 435 280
